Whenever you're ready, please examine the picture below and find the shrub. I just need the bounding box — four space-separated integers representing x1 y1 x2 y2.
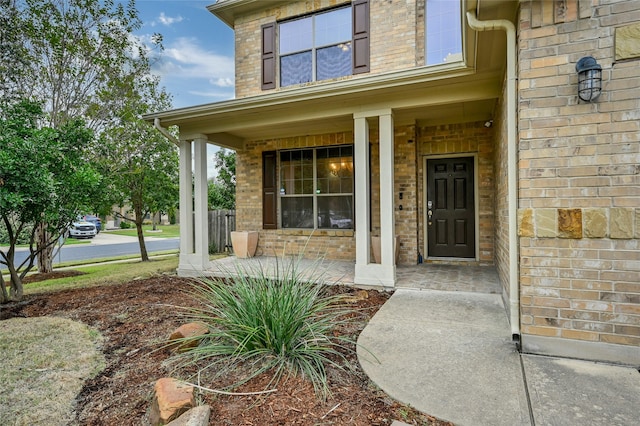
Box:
208 242 218 255
0 222 34 245
172 257 355 399
119 221 132 229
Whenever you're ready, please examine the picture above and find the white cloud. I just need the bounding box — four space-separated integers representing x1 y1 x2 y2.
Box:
187 89 234 100
211 77 234 88
152 37 235 88
152 12 184 27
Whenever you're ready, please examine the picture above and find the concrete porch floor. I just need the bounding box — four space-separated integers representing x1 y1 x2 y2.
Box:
206 255 502 294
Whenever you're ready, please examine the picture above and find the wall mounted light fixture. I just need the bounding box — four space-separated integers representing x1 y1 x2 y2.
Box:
576 56 602 102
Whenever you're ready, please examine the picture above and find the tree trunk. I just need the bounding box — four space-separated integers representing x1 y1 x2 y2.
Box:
134 205 149 261
152 212 157 231
36 223 54 273
8 265 23 302
136 220 149 261
0 274 9 304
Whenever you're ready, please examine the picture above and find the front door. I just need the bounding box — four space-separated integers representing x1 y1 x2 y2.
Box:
426 157 475 258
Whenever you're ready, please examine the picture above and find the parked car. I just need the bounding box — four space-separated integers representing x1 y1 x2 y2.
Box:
330 215 353 229
82 215 102 233
68 220 97 239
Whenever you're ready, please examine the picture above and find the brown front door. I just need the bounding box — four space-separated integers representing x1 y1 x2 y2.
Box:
426 157 475 258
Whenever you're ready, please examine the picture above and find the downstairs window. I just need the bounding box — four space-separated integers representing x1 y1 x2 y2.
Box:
279 146 354 229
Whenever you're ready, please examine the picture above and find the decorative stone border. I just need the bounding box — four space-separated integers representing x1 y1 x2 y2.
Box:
518 208 638 239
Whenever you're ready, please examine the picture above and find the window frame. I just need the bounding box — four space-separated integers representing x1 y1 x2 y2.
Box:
278 5 353 87
278 145 354 230
424 0 463 66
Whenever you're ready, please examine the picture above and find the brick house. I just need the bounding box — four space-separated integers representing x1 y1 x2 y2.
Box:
146 0 639 366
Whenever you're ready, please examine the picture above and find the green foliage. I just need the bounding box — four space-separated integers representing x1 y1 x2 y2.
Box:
2 0 169 272
0 223 32 245
119 221 133 229
10 0 164 130
208 149 236 210
208 242 218 255
172 257 355 399
0 100 102 302
0 0 29 103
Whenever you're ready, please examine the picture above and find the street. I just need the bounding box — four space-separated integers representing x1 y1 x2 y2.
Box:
8 232 179 267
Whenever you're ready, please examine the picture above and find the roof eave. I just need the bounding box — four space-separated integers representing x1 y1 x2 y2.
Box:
144 62 474 126
206 0 290 28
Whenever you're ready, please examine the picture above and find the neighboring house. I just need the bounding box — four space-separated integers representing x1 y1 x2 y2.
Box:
146 0 639 366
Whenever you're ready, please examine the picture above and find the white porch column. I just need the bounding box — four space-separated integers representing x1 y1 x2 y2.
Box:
353 109 396 288
178 139 194 273
178 136 210 275
354 116 371 267
193 135 210 271
378 111 396 272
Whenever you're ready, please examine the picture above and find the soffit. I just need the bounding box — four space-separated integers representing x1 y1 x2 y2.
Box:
207 0 290 28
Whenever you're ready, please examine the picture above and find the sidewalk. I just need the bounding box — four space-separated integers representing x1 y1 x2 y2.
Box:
357 289 639 426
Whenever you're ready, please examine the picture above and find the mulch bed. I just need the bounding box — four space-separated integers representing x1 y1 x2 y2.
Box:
1 274 453 425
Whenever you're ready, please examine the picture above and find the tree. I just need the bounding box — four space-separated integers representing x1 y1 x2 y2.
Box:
94 83 178 262
208 149 236 210
6 0 164 272
0 100 101 303
0 0 28 104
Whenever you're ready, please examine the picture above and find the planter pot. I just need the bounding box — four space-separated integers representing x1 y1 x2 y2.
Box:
230 231 258 258
371 236 400 264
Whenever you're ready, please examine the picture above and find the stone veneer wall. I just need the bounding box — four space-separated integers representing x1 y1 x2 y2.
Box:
233 0 423 98
517 0 640 358
416 121 496 264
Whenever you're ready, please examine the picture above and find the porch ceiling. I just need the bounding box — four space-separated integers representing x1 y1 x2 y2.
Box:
145 0 516 150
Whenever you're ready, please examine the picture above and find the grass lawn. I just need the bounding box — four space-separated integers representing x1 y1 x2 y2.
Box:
23 256 179 295
106 223 180 238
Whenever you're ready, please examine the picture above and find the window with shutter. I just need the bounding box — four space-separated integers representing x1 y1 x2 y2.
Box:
260 1 370 90
261 23 276 90
262 151 278 229
352 0 370 74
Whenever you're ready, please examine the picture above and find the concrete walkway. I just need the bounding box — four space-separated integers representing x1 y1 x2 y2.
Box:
357 288 640 425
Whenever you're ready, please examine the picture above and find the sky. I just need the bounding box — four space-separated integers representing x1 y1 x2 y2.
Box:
132 0 235 109
126 1 236 178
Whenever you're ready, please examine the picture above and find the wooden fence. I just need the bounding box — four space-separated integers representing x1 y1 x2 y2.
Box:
208 210 236 253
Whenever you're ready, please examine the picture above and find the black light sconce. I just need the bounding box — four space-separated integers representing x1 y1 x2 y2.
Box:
575 56 602 102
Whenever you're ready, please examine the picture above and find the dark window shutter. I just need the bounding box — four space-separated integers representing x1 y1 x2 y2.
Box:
261 23 276 90
352 0 370 74
262 151 277 229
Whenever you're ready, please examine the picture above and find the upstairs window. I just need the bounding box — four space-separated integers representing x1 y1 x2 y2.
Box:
426 0 462 65
280 7 352 87
261 1 369 90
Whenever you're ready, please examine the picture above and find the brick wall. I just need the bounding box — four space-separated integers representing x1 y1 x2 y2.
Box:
518 0 640 354
368 124 419 265
238 132 357 261
417 122 496 264
494 80 511 304
233 0 422 98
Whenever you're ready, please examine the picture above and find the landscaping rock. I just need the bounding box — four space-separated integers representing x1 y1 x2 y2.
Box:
345 289 370 303
168 322 208 351
166 405 211 426
149 378 196 426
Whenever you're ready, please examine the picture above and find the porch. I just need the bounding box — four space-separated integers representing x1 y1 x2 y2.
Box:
205 255 501 294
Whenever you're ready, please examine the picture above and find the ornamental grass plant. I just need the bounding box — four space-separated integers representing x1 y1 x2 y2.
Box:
171 255 356 399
